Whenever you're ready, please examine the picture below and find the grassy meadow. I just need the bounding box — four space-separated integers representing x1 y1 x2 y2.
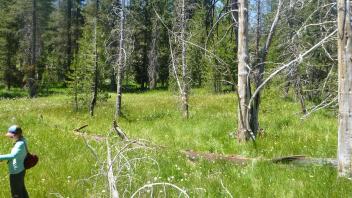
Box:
0 88 350 197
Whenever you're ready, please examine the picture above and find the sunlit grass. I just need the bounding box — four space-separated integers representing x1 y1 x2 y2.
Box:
0 88 349 197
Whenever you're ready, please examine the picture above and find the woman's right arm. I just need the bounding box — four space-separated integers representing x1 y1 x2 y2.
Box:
0 142 23 161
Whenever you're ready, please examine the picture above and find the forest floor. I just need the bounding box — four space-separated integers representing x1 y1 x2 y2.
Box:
0 88 350 197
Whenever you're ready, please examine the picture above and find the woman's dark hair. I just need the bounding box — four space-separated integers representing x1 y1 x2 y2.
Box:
15 126 22 135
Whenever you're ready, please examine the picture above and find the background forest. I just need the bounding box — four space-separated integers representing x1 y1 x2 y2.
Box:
0 0 337 110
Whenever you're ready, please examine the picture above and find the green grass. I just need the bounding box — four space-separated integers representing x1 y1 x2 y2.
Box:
0 88 350 197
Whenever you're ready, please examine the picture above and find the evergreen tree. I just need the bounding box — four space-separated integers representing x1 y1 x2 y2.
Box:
0 0 55 96
70 0 108 112
45 0 83 84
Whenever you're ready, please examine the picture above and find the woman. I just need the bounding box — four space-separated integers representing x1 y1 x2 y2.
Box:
0 125 29 198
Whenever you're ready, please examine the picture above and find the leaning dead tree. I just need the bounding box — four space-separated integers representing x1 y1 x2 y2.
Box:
337 0 352 178
169 0 190 119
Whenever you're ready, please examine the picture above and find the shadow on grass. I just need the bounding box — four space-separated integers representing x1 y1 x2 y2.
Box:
0 86 169 100
121 85 169 93
0 86 68 99
0 89 27 99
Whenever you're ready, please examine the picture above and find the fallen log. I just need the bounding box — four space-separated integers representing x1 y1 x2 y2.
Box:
74 125 337 167
73 124 160 149
183 150 337 167
74 125 88 132
73 125 106 141
271 155 337 166
73 122 129 142
183 150 254 166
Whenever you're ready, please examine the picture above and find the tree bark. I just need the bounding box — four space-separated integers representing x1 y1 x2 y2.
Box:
106 139 119 198
255 0 261 59
250 0 262 135
28 0 37 98
65 0 73 81
232 0 238 47
294 72 307 115
90 0 99 116
337 0 352 178
180 0 189 119
31 0 37 72
237 0 251 141
74 0 82 55
250 0 282 136
115 0 125 119
148 22 158 90
170 0 190 119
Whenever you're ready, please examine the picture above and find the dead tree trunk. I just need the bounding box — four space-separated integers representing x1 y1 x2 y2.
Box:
31 0 37 77
255 0 261 59
106 139 119 198
90 0 99 116
251 0 262 135
232 0 238 47
65 0 73 82
115 0 125 119
170 0 190 119
250 0 282 136
148 22 159 90
28 0 37 98
294 69 307 115
337 0 352 178
180 0 189 119
236 0 251 141
236 0 282 141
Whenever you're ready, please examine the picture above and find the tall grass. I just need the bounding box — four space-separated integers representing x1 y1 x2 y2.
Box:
0 88 349 197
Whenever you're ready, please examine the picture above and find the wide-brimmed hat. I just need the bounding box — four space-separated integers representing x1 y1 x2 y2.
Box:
5 125 22 137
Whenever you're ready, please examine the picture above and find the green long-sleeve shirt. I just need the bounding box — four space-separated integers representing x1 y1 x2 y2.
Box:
0 139 27 174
